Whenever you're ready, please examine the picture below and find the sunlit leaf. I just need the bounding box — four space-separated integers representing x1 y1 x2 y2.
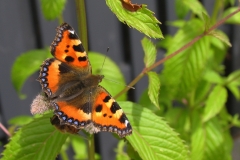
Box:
223 7 240 24
142 37 157 68
147 72 160 109
203 85 227 122
106 0 163 38
2 113 68 160
121 101 190 160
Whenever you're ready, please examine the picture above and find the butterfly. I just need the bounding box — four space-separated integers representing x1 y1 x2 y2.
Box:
37 23 132 137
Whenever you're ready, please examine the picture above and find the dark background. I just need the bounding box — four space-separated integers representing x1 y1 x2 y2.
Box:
0 0 240 159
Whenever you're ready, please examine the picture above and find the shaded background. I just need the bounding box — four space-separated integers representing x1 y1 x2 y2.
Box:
0 0 240 159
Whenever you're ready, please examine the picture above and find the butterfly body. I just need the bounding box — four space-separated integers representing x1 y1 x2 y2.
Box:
37 23 132 137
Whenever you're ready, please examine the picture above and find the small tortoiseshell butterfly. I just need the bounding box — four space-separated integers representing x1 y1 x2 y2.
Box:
37 23 132 137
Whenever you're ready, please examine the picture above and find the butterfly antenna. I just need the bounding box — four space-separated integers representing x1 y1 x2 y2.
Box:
99 47 109 74
103 77 135 89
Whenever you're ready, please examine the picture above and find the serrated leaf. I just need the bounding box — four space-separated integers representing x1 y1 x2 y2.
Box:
223 7 240 24
40 0 66 20
147 72 160 109
142 37 157 68
161 19 211 98
121 101 190 160
106 0 163 38
11 49 51 98
203 69 224 84
2 113 68 160
89 52 127 101
203 85 227 122
209 30 232 47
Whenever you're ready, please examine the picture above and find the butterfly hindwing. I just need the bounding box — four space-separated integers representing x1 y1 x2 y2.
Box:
91 86 132 137
51 86 132 137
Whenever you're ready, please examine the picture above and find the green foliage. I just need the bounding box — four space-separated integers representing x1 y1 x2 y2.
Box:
11 49 51 98
223 7 240 24
89 52 127 101
2 113 68 160
40 0 66 20
121 101 189 160
3 1 240 160
142 37 157 68
147 72 160 109
106 0 163 38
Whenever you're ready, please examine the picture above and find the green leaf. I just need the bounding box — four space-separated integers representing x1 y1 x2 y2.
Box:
147 72 160 109
194 80 211 106
11 49 51 98
175 0 190 19
165 107 190 141
106 0 163 38
139 89 156 109
226 70 240 99
228 84 240 99
226 69 240 85
203 69 224 84
167 20 186 28
202 11 211 31
203 85 227 122
208 30 232 47
121 101 190 160
232 114 240 127
8 115 33 126
2 113 68 160
142 37 157 68
40 0 66 20
89 52 127 101
157 35 173 49
223 7 240 24
190 110 205 160
161 19 211 98
183 0 208 20
204 118 231 160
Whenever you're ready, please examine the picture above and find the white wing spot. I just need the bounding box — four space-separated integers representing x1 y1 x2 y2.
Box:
125 120 129 127
69 29 74 34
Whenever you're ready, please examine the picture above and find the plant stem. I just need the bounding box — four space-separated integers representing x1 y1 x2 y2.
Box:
75 0 88 52
0 122 11 137
75 1 94 159
88 134 95 160
115 7 240 99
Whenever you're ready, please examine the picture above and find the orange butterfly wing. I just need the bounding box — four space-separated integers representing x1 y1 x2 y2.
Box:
37 23 132 138
50 23 91 70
